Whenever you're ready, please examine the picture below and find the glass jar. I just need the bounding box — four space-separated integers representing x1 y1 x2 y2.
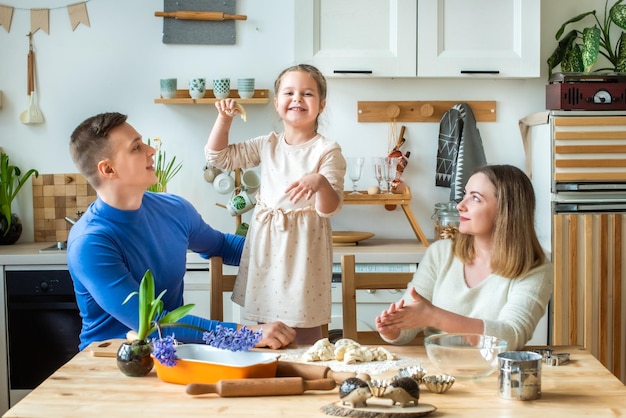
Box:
433 202 460 240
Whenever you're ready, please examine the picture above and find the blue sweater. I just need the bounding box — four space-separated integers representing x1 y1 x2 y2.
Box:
67 192 244 350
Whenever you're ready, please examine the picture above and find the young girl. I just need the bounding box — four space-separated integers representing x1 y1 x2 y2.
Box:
205 64 346 344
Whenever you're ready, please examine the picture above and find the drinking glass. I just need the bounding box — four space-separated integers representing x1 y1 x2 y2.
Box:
347 157 365 194
372 157 385 193
384 157 399 194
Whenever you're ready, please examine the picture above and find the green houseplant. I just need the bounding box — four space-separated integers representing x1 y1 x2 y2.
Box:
0 152 38 244
547 0 626 77
116 269 262 376
147 138 182 193
116 269 196 376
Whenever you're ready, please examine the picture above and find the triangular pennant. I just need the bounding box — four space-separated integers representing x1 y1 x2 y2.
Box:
31 8 49 35
0 5 13 33
68 2 90 31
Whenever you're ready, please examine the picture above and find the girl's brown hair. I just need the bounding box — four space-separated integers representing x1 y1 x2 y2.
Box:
453 164 545 278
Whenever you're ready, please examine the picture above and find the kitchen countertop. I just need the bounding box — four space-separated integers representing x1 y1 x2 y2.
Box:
0 239 428 267
4 344 625 417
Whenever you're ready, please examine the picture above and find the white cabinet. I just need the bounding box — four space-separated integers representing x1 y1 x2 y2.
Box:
417 0 540 78
294 0 417 77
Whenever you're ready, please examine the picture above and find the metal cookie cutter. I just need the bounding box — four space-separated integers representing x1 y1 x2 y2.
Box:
546 352 570 366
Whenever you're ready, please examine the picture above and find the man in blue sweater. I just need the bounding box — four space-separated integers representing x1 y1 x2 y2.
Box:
68 112 295 351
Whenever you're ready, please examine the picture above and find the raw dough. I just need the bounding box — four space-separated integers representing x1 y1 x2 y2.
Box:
304 338 397 364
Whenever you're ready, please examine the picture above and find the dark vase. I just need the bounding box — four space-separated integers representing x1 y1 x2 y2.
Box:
116 340 154 377
0 214 22 245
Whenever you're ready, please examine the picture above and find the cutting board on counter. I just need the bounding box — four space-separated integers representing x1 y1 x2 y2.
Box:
32 173 96 242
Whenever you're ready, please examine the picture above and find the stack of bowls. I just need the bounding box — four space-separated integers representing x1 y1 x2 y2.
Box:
237 78 255 99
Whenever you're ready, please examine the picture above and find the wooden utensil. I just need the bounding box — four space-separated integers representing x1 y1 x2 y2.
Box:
186 377 336 397
19 33 44 125
276 361 359 384
154 11 247 21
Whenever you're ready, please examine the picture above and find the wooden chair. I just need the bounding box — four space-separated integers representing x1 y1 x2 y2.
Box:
209 256 329 338
209 256 238 322
341 254 422 345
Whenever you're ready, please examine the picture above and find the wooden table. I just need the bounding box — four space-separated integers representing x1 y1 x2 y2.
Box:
4 345 626 417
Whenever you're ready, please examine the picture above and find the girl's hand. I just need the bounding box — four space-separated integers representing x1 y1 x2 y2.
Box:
285 173 323 203
215 99 241 118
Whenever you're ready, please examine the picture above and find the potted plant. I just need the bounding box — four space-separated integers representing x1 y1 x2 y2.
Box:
147 137 182 193
117 270 262 377
0 152 38 244
116 269 196 376
547 0 626 77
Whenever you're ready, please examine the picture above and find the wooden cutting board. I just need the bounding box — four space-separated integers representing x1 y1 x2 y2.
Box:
322 400 436 417
88 339 126 357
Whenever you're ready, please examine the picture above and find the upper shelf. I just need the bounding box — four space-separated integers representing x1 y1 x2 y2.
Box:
155 89 270 104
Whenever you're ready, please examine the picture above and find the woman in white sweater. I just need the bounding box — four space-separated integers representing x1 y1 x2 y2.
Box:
376 164 553 350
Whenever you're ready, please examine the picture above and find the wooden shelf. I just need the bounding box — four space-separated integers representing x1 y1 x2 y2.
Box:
342 189 429 247
155 89 270 104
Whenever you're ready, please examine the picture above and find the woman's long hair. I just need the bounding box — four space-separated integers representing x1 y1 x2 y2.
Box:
453 164 545 278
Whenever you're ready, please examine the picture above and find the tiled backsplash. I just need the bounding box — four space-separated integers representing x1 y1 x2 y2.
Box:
32 173 96 242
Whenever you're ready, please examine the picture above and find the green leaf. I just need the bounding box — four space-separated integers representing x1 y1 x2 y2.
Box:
616 32 626 71
582 26 601 72
547 30 579 76
556 11 597 39
158 304 196 326
562 42 584 73
610 1 626 30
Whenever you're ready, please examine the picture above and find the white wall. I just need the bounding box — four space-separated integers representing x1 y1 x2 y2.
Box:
0 0 613 243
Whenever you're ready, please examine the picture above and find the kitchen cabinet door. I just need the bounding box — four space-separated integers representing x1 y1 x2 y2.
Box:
417 0 540 78
294 0 417 77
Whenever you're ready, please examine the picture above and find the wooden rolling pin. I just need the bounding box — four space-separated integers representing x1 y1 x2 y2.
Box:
154 11 247 21
276 361 368 384
186 377 336 397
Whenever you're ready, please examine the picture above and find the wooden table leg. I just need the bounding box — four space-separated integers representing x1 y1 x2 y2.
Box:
401 204 429 246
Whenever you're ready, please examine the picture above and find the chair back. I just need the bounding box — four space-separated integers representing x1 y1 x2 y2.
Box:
209 256 237 322
341 254 422 345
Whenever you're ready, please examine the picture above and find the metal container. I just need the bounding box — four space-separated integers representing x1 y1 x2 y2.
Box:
498 351 542 401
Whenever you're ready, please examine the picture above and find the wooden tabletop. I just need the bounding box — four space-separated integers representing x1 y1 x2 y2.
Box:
4 344 626 417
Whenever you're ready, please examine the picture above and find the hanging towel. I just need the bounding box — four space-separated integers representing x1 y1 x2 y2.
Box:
435 103 486 202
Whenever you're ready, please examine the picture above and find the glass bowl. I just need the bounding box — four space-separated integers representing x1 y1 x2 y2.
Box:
424 333 507 379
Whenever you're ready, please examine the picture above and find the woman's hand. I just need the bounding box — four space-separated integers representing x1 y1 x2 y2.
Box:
248 321 296 349
375 299 406 340
376 287 434 334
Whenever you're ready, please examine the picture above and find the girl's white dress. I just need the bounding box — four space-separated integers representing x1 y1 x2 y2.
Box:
206 132 345 327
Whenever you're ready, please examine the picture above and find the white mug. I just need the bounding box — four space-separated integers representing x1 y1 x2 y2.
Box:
213 172 235 194
241 170 261 195
226 190 256 216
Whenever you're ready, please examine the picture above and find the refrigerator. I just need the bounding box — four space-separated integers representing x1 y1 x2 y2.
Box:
531 110 626 383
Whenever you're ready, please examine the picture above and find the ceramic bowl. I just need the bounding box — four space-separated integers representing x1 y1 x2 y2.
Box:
153 344 279 385
424 333 507 379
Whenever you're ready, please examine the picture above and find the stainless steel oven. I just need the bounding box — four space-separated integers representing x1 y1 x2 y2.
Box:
5 269 81 406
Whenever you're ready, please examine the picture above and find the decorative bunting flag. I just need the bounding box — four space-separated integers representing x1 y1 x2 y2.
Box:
30 8 49 34
68 2 90 31
0 1 91 34
0 5 12 33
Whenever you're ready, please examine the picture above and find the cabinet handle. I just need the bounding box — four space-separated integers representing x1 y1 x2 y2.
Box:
333 70 373 74
460 70 500 74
